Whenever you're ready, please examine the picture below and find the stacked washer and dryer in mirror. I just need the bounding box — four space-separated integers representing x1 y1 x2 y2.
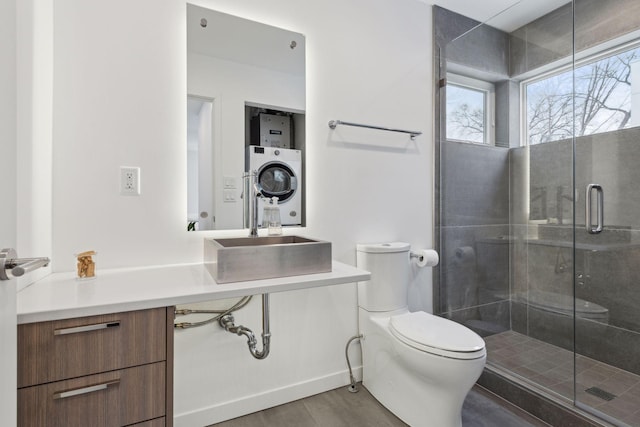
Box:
246 112 303 227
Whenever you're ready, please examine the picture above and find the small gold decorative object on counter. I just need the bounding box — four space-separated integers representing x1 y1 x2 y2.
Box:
75 250 97 279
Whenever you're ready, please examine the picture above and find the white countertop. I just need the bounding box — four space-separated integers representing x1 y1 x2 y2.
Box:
17 261 370 324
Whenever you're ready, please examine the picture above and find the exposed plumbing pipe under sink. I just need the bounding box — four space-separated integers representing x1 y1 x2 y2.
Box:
175 292 272 360
219 293 271 360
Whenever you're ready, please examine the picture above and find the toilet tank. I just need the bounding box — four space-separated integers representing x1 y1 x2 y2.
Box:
357 242 410 312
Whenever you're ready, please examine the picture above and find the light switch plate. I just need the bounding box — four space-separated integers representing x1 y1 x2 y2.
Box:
223 176 236 189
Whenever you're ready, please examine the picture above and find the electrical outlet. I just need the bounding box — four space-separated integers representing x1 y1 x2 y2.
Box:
120 167 140 195
223 189 236 202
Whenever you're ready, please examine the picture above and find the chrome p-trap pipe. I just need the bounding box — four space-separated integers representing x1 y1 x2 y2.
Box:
219 293 271 360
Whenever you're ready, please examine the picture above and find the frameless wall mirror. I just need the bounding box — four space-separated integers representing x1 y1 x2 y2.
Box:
187 4 306 231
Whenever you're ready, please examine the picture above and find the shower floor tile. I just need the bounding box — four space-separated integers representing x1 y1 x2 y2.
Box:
485 330 640 420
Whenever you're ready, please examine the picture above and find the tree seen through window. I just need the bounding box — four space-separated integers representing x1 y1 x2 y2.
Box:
526 47 640 145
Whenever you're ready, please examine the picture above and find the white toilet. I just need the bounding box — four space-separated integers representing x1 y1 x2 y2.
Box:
357 242 486 427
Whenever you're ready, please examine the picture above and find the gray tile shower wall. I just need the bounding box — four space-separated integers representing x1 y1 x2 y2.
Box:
576 244 640 331
509 147 528 226
495 81 520 148
575 317 640 376
445 300 511 339
574 0 640 55
509 4 573 77
441 141 510 226
510 0 640 77
575 127 640 228
433 6 482 52
439 141 512 335
446 21 509 79
517 126 640 230
440 225 510 313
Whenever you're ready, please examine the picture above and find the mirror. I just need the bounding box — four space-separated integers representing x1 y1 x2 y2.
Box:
187 4 305 231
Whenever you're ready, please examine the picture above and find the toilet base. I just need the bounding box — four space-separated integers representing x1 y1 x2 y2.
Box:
359 308 486 427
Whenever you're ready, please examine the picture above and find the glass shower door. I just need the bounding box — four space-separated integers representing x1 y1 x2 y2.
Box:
435 0 579 407
573 1 640 423
436 1 640 425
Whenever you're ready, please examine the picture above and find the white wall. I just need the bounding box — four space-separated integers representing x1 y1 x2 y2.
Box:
0 1 17 250
17 0 53 290
2 0 53 421
50 0 433 424
0 0 17 423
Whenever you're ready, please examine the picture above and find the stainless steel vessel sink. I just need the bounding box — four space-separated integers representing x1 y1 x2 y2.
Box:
204 236 332 283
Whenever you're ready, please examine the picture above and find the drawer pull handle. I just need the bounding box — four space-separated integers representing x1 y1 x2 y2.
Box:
53 380 120 400
54 321 120 336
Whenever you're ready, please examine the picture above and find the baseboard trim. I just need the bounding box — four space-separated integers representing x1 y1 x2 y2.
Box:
174 366 363 426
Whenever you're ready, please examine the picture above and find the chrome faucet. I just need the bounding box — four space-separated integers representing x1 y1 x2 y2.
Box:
244 171 265 237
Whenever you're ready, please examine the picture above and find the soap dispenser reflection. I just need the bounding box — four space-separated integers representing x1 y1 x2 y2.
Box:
263 197 282 236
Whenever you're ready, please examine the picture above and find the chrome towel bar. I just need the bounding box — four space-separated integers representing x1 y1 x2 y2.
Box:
328 119 422 140
0 248 50 280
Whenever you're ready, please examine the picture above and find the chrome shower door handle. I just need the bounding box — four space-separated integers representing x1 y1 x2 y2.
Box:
585 184 604 234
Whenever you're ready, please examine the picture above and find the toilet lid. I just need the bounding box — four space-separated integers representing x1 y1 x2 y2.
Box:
389 312 486 360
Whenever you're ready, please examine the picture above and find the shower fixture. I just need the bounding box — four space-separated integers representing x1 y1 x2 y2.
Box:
554 248 568 274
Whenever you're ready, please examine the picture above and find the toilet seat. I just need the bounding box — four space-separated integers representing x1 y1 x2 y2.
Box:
389 311 486 360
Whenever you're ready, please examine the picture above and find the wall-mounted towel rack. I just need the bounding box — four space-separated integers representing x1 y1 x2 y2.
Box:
0 248 50 280
328 119 422 140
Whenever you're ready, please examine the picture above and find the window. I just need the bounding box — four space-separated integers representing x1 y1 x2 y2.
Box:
525 44 640 145
446 75 495 145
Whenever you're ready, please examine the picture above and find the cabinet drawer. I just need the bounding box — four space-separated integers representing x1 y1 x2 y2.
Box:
18 308 167 388
18 362 166 427
131 418 165 427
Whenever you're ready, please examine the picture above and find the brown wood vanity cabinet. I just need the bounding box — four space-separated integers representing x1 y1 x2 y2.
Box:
17 307 174 427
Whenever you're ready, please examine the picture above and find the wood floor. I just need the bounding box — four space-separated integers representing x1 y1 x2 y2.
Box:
211 384 550 426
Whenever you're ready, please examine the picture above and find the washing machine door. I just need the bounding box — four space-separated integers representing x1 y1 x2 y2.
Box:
257 161 298 203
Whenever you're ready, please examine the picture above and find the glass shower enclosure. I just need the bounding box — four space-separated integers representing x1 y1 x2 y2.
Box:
435 1 640 425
